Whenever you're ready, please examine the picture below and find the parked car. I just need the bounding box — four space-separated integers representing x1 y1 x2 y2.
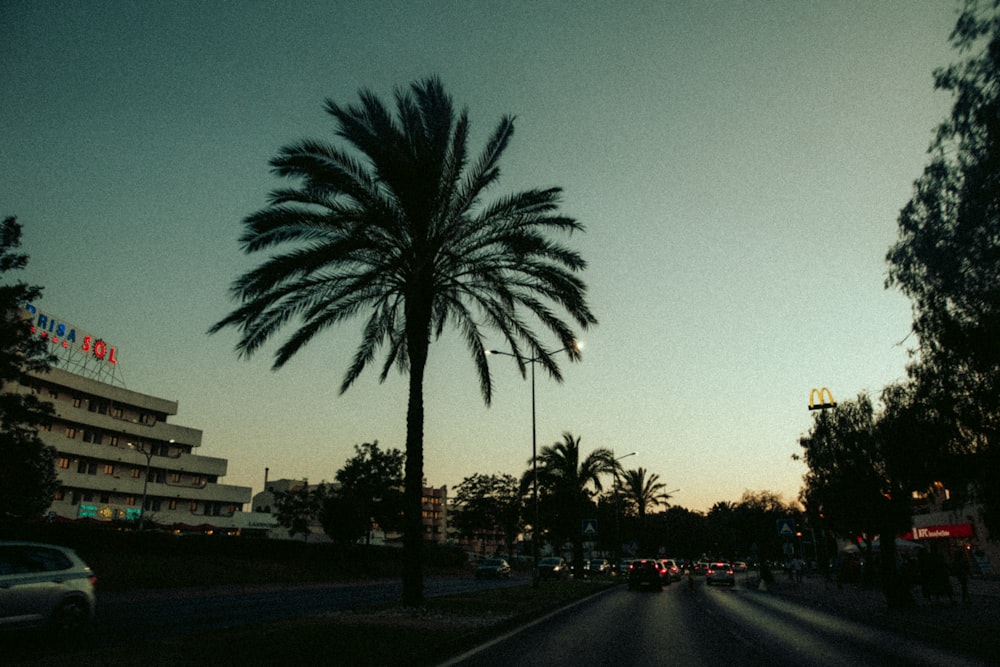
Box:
660 558 681 582
537 557 569 580
705 561 736 587
475 557 512 580
0 541 96 634
732 561 748 573
585 558 611 576
627 558 664 591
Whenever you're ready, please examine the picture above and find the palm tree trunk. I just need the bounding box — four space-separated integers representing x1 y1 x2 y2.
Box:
402 315 431 607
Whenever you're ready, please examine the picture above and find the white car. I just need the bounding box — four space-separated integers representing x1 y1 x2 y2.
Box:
0 541 97 634
705 561 736 587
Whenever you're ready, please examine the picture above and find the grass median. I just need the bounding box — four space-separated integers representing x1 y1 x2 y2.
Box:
47 578 618 666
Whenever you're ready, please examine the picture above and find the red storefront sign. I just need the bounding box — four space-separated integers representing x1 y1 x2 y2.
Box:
905 523 974 540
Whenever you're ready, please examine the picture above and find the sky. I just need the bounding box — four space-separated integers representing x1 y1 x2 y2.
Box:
2 1 964 512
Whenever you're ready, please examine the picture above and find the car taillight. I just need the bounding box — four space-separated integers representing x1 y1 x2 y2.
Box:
88 574 98 587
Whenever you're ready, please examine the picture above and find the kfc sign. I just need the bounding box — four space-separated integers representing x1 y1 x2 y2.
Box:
908 523 974 540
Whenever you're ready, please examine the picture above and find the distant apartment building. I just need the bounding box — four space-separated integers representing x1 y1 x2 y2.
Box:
422 484 447 544
446 497 507 558
7 305 252 531
252 478 448 544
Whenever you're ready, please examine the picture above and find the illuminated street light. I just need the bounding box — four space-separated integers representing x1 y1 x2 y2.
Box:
486 342 583 587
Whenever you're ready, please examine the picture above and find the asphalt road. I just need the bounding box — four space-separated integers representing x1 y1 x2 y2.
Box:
442 578 991 667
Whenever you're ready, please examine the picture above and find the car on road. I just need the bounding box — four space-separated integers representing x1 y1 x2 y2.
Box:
705 561 736 587
732 561 748 573
616 558 635 576
475 557 512 580
660 558 681 582
627 558 665 591
585 558 611 577
0 541 96 635
537 557 569 580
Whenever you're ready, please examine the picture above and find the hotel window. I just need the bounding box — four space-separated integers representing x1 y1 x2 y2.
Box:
131 468 141 478
189 501 198 512
48 388 58 399
169 499 178 510
126 496 136 506
100 494 110 504
108 435 119 447
111 405 124 419
65 427 77 439
54 489 65 501
191 475 202 486
83 430 103 444
170 472 181 483
72 396 82 408
57 457 70 469
103 464 114 475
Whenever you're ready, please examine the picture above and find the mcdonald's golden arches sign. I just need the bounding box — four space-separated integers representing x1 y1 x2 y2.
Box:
808 387 836 411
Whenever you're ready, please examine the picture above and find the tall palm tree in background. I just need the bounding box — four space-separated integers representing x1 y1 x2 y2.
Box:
535 432 615 577
617 467 673 550
210 77 597 606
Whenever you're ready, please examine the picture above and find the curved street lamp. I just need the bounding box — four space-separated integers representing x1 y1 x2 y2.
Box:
486 342 583 587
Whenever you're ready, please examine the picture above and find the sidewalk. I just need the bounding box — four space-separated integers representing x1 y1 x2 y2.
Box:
755 572 999 662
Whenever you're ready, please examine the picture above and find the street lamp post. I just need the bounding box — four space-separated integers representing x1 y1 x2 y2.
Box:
128 439 153 531
487 342 582 588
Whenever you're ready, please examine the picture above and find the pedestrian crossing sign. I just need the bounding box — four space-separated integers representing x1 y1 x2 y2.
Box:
581 519 598 536
777 519 795 536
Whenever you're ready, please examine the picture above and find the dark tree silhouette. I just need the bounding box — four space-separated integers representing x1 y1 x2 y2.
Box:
0 216 58 521
886 0 1000 534
210 78 596 605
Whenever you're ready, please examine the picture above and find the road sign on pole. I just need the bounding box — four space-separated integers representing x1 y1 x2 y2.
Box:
776 519 796 537
582 519 598 537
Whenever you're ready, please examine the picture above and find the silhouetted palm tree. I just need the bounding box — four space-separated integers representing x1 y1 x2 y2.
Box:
210 77 596 606
535 432 615 576
617 467 673 552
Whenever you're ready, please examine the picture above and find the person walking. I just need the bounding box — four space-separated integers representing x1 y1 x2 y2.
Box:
792 557 804 585
952 550 971 604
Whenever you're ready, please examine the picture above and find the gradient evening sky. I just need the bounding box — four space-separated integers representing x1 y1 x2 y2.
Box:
2 1 961 512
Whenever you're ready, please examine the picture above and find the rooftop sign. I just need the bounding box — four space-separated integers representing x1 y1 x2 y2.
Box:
24 304 123 385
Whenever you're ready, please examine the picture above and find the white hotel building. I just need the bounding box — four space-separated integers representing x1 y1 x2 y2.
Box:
9 305 253 531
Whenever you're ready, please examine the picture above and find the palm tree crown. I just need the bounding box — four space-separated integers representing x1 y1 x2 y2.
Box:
535 432 615 576
210 77 596 605
211 76 595 398
617 467 673 520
